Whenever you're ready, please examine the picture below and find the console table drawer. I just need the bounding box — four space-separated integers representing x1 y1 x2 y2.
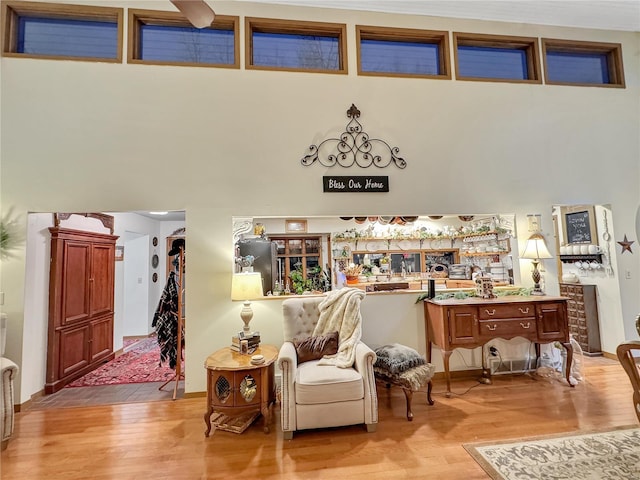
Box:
478 318 537 337
478 303 535 320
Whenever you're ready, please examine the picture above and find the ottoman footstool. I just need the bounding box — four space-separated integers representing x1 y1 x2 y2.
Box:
374 344 436 421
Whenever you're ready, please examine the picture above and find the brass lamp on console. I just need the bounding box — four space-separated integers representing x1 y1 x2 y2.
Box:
521 233 553 295
231 272 263 334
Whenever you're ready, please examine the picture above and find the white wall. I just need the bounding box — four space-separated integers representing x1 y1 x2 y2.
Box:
2 1 639 403
122 233 150 337
21 214 53 399
553 205 627 353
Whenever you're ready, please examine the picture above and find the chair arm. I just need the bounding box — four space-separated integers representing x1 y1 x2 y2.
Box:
278 342 298 433
278 342 298 373
1 357 18 444
353 342 376 374
354 342 378 425
0 357 18 377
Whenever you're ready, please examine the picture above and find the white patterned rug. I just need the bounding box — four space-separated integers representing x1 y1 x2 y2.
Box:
464 426 640 480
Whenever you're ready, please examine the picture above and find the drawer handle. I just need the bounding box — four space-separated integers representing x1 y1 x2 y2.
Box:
486 324 497 331
520 322 531 329
519 307 530 314
485 309 496 316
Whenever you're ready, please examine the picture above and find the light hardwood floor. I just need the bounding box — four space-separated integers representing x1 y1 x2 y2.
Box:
2 356 636 480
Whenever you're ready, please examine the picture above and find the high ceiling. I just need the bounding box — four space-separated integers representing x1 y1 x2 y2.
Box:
153 0 638 224
238 0 640 32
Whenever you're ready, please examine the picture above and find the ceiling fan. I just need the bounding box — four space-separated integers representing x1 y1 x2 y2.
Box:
170 0 215 28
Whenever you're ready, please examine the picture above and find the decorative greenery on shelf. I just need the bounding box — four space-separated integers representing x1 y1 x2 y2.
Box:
332 228 512 243
415 287 532 303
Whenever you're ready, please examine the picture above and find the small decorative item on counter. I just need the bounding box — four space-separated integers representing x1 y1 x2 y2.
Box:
430 263 448 278
475 274 496 299
236 255 255 272
344 263 364 285
253 223 265 236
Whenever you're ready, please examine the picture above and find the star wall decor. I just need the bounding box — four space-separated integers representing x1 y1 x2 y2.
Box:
617 235 635 254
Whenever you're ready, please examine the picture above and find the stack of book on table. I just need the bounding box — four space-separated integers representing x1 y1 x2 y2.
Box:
230 332 261 353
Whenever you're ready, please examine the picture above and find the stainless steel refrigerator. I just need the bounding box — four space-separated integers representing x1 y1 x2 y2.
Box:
237 237 277 295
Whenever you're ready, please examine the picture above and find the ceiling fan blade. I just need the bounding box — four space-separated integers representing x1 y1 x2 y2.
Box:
170 0 215 29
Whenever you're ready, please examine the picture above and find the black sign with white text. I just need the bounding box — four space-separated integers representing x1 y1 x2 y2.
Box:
323 176 389 193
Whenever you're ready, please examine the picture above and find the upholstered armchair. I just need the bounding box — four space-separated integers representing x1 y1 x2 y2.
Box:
278 294 378 439
617 340 640 422
1 313 18 450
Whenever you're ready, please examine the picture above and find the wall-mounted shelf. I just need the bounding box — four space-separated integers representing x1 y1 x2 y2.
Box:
559 254 603 263
332 230 513 243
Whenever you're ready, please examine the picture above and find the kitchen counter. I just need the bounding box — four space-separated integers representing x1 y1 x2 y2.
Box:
260 283 520 299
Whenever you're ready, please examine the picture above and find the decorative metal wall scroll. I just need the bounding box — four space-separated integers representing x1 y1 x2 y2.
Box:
301 104 407 169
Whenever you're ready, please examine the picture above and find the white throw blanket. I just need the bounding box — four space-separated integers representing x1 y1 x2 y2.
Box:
313 287 366 368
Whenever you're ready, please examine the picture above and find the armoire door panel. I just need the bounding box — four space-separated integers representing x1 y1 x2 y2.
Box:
47 225 118 393
59 325 91 377
90 315 114 363
90 244 115 317
62 242 91 325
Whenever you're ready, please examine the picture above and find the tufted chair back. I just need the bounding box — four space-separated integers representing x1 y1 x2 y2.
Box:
282 296 324 342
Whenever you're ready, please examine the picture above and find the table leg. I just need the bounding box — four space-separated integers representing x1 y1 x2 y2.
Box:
261 401 271 434
426 380 434 406
402 388 414 421
562 341 575 387
480 345 492 385
204 405 213 437
260 366 272 434
443 350 452 397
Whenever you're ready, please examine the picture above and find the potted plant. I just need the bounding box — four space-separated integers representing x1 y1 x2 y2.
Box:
343 263 363 285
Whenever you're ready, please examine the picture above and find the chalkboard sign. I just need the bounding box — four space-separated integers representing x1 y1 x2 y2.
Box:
561 205 597 245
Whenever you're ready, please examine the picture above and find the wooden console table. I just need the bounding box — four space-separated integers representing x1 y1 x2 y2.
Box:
204 344 278 436
423 296 572 396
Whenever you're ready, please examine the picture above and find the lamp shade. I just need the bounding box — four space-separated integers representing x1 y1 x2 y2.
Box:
521 233 553 260
231 272 263 301
170 0 215 28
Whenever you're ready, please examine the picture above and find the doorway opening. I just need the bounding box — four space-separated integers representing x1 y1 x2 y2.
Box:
24 210 186 410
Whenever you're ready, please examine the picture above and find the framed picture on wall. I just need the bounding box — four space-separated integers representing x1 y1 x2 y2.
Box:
285 219 307 233
561 205 597 245
115 245 124 261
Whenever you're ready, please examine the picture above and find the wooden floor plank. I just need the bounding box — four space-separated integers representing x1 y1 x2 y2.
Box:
2 357 637 479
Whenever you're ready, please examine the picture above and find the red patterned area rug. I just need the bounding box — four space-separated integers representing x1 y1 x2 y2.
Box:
66 336 178 387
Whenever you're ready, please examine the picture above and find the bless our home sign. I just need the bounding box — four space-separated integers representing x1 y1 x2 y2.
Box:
323 176 389 193
300 104 407 193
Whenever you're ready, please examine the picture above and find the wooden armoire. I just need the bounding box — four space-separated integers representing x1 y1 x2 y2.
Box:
46 225 119 393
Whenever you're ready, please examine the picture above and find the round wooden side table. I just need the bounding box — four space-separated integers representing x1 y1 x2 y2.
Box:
204 344 278 436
